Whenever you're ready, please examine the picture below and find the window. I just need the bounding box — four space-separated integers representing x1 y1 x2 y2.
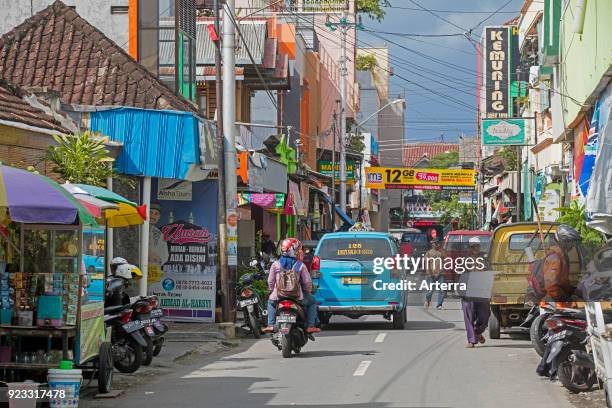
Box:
508 233 554 251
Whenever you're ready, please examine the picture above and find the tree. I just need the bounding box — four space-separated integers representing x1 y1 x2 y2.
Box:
356 54 377 71
431 194 475 230
556 201 605 249
346 132 365 154
357 0 390 22
46 131 115 186
496 147 517 171
428 151 459 169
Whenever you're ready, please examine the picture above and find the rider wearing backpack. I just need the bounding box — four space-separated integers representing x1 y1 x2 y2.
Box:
263 238 320 334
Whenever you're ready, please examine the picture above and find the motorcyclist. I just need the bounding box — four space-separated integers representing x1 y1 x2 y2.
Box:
262 238 320 334
542 224 580 301
105 257 143 307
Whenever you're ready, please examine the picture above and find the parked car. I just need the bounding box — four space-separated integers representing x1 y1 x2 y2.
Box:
399 228 430 258
487 222 582 339
442 230 492 282
312 232 408 329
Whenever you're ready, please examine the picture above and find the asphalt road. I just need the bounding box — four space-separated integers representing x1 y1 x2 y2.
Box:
84 299 577 408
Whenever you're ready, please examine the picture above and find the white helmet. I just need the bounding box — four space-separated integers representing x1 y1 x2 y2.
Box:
114 264 143 280
469 237 481 246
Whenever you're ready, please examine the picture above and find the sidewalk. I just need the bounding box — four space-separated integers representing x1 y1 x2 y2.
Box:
80 322 245 402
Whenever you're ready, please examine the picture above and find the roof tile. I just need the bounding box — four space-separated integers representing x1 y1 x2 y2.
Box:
0 1 195 112
403 143 460 167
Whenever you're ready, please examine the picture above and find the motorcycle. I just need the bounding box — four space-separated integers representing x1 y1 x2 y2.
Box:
104 301 147 374
536 307 597 393
271 298 313 358
237 259 268 338
130 296 168 365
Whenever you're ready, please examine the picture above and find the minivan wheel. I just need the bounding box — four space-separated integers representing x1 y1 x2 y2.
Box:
489 306 500 339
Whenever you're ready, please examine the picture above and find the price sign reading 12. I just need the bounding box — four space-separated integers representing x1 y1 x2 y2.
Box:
384 168 413 183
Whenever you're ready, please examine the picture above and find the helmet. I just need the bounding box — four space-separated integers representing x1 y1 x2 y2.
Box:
114 264 143 280
469 237 481 245
280 238 302 258
555 224 581 245
110 257 128 268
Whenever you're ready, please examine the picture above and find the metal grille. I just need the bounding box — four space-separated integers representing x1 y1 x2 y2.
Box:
179 0 197 38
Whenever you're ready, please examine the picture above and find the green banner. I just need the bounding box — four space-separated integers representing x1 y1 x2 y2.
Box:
77 301 105 365
318 160 355 179
482 118 526 145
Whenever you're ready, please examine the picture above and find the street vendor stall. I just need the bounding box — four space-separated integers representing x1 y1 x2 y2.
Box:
0 165 113 398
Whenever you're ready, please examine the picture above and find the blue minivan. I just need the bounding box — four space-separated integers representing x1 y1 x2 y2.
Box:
312 232 408 329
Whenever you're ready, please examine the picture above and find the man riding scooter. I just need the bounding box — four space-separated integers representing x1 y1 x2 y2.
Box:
263 238 320 334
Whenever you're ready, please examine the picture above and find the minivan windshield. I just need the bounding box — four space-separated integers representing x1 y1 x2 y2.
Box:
318 238 393 261
446 235 492 252
401 233 429 245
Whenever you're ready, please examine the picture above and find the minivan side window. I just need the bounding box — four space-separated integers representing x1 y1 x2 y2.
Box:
508 233 555 251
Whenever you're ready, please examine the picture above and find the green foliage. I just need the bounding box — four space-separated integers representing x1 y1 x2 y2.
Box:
496 147 517 171
356 54 377 71
428 151 459 169
346 131 365 154
356 0 390 21
556 201 605 249
46 131 114 186
431 194 475 230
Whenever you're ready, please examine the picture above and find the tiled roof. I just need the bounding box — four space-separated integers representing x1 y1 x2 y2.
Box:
403 143 459 167
0 1 196 113
0 79 68 133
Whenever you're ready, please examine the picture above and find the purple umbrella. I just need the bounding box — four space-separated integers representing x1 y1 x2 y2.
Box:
0 165 96 225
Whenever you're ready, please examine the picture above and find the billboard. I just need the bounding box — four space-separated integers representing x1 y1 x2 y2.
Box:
318 160 355 184
482 118 526 145
484 26 512 118
365 167 475 190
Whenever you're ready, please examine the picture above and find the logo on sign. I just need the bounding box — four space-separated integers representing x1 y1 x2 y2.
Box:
415 172 440 183
162 278 175 291
486 121 521 140
368 172 383 183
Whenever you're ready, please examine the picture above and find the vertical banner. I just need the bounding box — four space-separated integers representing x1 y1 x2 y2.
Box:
148 179 218 322
484 26 511 118
226 209 238 266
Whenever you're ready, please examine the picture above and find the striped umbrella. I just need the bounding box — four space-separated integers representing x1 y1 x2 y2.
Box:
0 165 96 225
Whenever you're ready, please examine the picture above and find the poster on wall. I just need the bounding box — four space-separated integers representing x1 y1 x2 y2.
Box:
148 179 218 322
484 26 512 118
538 185 560 222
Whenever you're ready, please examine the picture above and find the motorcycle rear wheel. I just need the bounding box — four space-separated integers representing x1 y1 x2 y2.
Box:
114 337 143 374
281 333 292 358
142 335 154 366
153 341 164 357
248 311 261 339
529 313 549 357
557 349 596 393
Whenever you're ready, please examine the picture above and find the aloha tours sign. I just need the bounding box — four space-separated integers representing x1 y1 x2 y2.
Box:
482 118 526 145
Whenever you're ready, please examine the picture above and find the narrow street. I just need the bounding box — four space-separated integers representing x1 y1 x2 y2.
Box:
84 299 574 408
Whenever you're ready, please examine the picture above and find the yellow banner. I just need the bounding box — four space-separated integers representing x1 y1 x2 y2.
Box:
365 167 476 190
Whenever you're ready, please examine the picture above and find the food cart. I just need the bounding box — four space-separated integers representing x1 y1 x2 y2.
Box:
0 166 113 394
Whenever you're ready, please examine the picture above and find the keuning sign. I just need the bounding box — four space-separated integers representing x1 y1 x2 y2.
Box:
485 27 511 118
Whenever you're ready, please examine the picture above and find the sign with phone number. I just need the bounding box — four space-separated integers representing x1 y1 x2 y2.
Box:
365 167 476 190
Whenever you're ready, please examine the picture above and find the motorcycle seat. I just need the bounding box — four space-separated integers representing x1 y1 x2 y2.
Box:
104 303 132 315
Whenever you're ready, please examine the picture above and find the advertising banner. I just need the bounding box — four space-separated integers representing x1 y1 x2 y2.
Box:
237 193 284 209
158 179 193 201
482 118 526 145
149 179 218 322
365 167 475 190
484 26 512 118
77 301 105 365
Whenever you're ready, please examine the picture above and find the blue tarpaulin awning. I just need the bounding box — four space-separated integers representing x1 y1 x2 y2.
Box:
90 107 199 180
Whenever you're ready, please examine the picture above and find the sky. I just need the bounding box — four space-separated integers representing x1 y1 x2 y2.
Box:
360 0 526 143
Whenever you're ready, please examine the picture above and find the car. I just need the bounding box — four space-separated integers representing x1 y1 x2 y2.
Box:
312 232 408 329
399 229 430 258
442 230 492 282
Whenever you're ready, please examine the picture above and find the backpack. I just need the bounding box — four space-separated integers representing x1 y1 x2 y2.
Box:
277 261 303 299
526 259 545 303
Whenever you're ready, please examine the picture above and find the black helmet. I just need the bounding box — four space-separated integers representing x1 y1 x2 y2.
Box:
555 224 581 245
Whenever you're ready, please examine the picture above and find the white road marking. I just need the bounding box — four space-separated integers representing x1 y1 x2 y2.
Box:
374 333 387 343
353 360 372 376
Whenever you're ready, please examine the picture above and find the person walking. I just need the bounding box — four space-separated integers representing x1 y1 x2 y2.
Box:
424 239 445 309
460 237 491 348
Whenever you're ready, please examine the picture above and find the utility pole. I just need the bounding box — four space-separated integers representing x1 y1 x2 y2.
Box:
325 13 363 213
222 0 237 322
213 0 229 322
331 109 337 228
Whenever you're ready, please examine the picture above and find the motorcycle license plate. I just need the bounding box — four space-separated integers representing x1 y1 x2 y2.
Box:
122 321 143 333
151 308 163 318
549 330 568 343
145 326 155 336
240 298 258 308
277 313 296 323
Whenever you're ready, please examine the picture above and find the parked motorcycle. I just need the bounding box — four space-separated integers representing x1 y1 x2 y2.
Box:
237 260 268 338
104 301 147 373
130 296 168 365
271 298 313 358
536 307 597 393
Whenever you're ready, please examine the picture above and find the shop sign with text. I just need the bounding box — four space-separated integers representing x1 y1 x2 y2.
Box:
365 167 475 190
318 160 355 181
484 26 512 118
482 118 526 145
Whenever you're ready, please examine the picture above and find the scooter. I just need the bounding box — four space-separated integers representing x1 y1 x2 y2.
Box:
237 261 267 338
104 301 147 374
270 298 313 358
536 307 597 393
130 296 168 365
